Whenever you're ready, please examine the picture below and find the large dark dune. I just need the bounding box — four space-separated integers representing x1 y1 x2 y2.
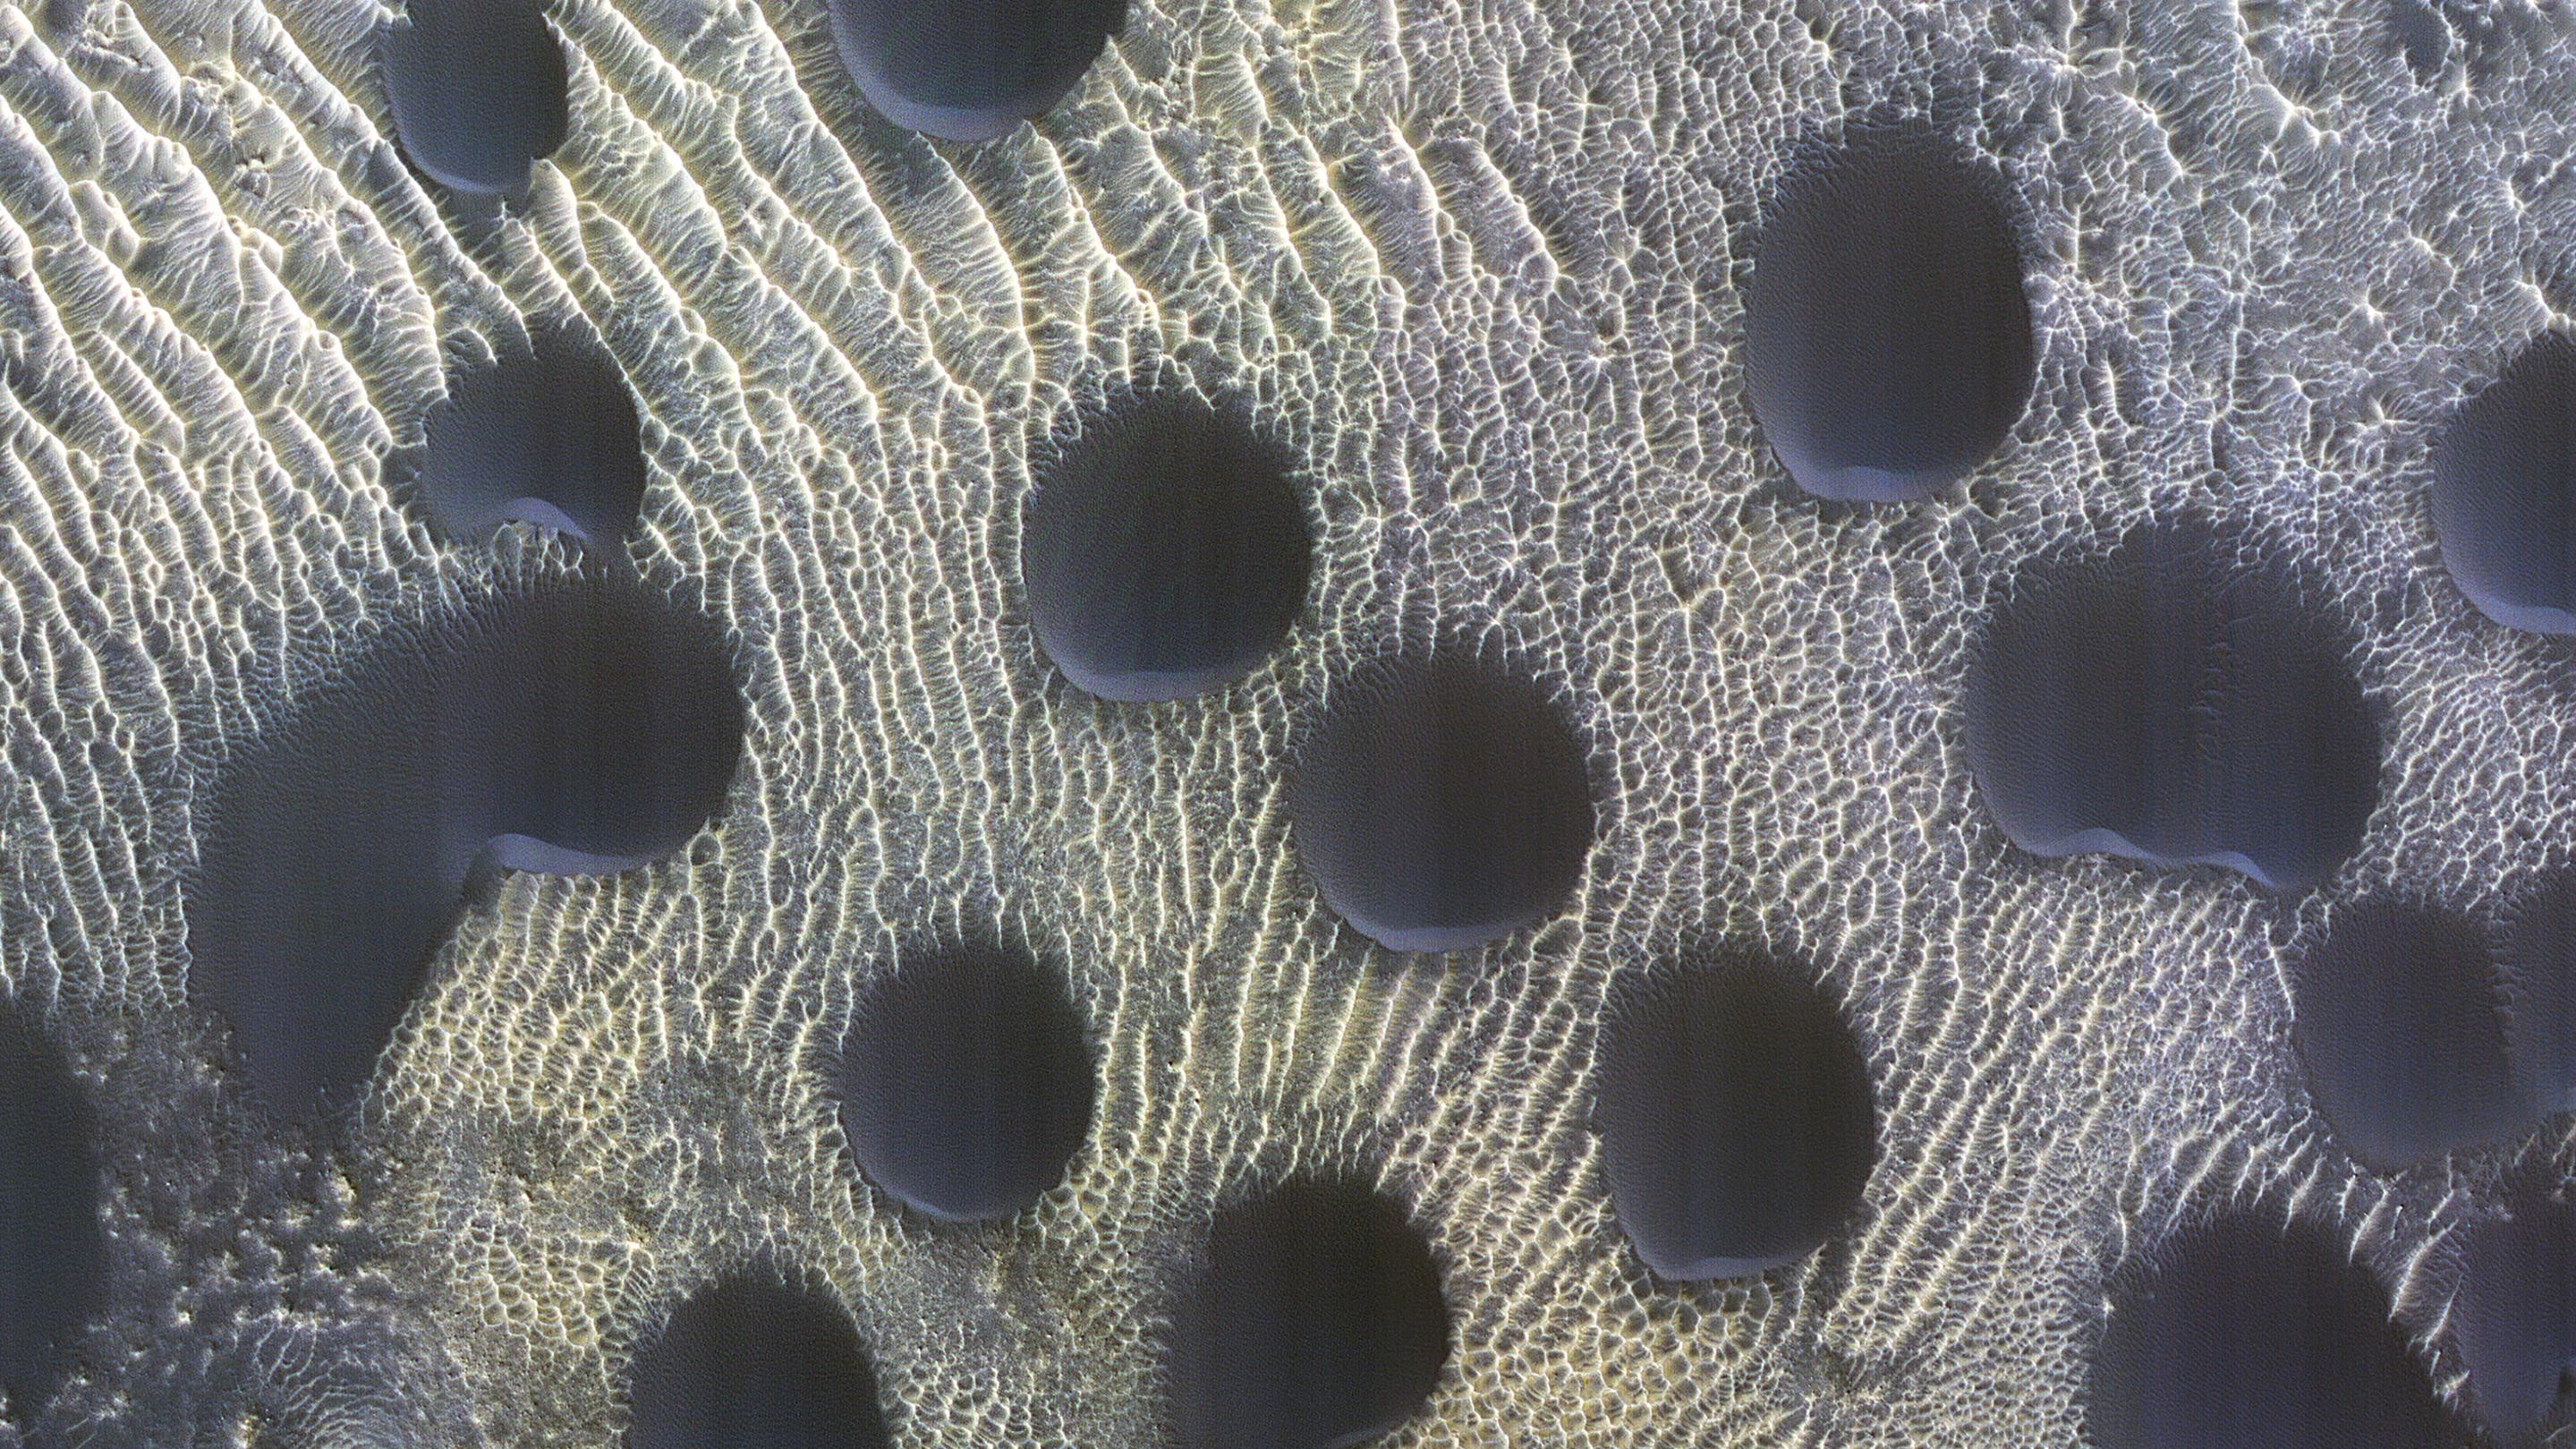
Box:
830 942 1094 1223
1162 1179 1450 1449
0 1005 103 1419
1740 127 2035 503
412 326 647 547
2497 873 2576 1118
2453 1190 2576 1449
624 1269 889 1449
1290 651 1594 954
826 0 1127 141
2432 332 2576 635
2291 899 2529 1170
380 0 568 196
187 575 743 1117
1964 519 2380 891
2085 1213 2453 1449
1021 393 1312 703
1592 950 1875 1281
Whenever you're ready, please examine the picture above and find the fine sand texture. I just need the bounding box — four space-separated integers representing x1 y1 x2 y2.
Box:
3 0 2576 1444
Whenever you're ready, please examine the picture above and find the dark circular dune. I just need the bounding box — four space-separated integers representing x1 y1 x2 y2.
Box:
2498 873 2576 1119
0 1005 103 1419
831 942 1094 1222
2432 332 2576 635
1163 1179 1450 1449
188 574 744 1117
624 1269 889 1449
1740 127 2036 503
413 326 646 547
1964 518 2380 892
2291 899 2529 1171
2086 1213 2453 1449
1290 652 1594 954
2453 1191 2576 1449
1021 394 1313 703
381 0 568 196
1592 950 1876 1281
826 0 1127 141
2391 0 2451 79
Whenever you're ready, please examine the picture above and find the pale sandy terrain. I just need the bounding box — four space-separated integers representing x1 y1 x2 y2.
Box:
1 0 2573 1443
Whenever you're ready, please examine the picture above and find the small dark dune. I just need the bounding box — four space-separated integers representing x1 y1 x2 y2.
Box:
831 942 1094 1223
2086 1213 2453 1449
380 0 568 196
2432 332 2576 635
2391 0 2451 79
1740 127 2036 503
826 0 1128 141
2499 874 2576 1118
188 575 743 1117
624 1269 889 1449
1021 394 1313 703
0 1006 103 1419
2292 899 2528 1171
1163 1179 1450 1449
1290 651 1594 954
1964 518 2379 892
412 326 646 547
2453 1191 2576 1449
1592 950 1875 1281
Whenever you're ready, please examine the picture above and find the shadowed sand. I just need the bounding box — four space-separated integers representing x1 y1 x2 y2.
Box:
0 1004 102 1419
1593 950 1875 1280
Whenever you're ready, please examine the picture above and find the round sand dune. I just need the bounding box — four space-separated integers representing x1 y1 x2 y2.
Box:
830 941 1094 1223
1162 1179 1450 1449
2291 899 2527 1170
2453 1189 2576 1449
2086 1213 2453 1449
624 1269 888 1449
411 325 646 547
826 0 1127 141
1741 128 2034 503
2433 332 2576 635
187 575 743 1117
1592 949 1875 1281
380 0 567 196
1022 393 1312 703
1290 651 1593 954
2497 874 2576 1118
1964 519 2380 892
